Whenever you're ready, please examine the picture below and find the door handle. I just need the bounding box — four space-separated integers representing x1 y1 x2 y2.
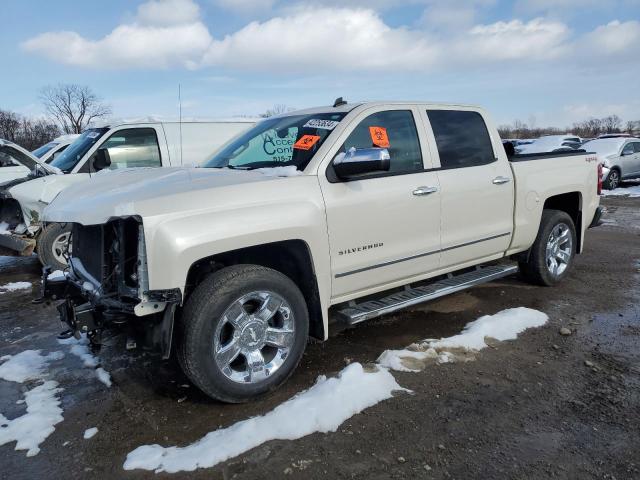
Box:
492 176 511 185
412 186 438 196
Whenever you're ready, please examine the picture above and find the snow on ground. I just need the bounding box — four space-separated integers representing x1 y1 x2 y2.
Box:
124 307 547 473
602 185 640 197
378 307 548 372
0 350 65 456
83 427 98 440
123 363 406 473
255 166 303 177
0 350 64 383
0 221 9 235
0 282 32 294
58 335 111 387
47 270 66 280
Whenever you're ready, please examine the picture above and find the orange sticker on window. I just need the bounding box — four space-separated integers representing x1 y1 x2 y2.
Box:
369 126 390 148
293 134 320 150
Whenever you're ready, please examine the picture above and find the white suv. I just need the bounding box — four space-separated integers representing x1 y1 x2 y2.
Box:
583 137 640 189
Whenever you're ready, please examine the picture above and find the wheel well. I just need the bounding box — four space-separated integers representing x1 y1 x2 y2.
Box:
185 240 324 340
543 192 582 250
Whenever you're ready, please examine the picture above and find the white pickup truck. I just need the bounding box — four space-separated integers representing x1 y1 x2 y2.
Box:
0 120 254 268
42 100 602 403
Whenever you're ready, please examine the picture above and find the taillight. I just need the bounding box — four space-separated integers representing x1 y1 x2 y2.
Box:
597 163 603 196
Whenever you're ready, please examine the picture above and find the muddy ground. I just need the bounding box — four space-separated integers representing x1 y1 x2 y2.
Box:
1 195 639 480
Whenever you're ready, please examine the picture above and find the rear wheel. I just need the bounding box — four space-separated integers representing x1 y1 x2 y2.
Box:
519 209 576 286
177 264 309 403
37 223 72 271
603 168 620 190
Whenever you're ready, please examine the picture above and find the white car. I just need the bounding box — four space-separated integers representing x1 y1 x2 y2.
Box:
516 134 582 154
0 138 58 184
32 134 80 163
583 137 640 189
0 120 255 268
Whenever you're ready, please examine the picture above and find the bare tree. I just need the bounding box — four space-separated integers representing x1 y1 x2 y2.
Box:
601 115 622 134
259 104 294 118
40 84 111 134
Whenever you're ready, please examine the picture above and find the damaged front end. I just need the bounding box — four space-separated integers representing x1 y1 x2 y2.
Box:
0 190 36 257
42 217 181 358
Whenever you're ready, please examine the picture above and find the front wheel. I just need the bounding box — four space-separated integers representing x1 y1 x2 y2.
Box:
519 209 577 286
177 264 309 403
603 168 620 190
37 223 72 271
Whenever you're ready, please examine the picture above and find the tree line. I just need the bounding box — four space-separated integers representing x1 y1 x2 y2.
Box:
499 115 640 140
1 84 111 150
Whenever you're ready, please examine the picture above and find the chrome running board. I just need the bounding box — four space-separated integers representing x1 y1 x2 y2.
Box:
337 263 519 325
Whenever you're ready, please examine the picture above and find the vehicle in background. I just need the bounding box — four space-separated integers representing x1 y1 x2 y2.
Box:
516 134 583 154
0 138 59 184
598 133 633 139
32 134 81 164
42 100 601 403
583 137 640 189
0 120 255 268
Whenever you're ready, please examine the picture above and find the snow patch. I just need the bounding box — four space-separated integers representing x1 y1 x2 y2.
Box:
47 270 66 280
0 222 9 235
124 363 405 473
58 335 111 387
255 166 303 177
0 381 64 457
0 350 64 383
378 307 548 372
0 282 32 293
602 185 640 197
83 427 98 440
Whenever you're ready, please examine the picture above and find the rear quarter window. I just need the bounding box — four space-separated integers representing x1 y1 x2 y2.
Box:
426 110 495 169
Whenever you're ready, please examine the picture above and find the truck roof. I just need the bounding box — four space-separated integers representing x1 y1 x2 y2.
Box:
282 100 484 117
91 118 258 129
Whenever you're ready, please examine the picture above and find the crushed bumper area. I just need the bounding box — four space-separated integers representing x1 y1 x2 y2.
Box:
0 233 35 256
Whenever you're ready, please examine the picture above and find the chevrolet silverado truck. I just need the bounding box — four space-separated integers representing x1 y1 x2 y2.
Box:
42 100 602 403
0 120 254 269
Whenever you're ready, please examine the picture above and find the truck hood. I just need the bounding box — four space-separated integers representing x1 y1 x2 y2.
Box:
43 166 306 225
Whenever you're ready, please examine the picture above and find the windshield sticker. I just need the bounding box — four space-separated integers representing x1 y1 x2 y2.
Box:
369 126 390 148
303 119 340 130
293 135 321 151
87 132 100 139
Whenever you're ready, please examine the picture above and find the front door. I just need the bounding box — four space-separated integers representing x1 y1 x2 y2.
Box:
319 107 442 300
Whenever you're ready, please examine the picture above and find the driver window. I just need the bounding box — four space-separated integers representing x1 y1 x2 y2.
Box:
100 128 161 169
340 110 423 174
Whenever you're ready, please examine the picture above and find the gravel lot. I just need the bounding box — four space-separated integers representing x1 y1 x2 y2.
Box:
1 194 639 480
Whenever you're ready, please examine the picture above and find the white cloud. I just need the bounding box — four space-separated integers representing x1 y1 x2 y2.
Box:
22 0 211 69
137 0 201 26
214 0 277 15
581 20 640 54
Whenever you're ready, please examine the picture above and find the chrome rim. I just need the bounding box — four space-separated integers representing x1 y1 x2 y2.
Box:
545 223 572 277
52 232 72 265
213 291 295 384
608 171 619 189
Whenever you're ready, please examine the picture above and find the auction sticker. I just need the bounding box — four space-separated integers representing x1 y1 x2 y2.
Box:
293 135 321 150
304 119 340 130
369 126 390 148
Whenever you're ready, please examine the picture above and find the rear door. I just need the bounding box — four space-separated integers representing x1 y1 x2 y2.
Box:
319 106 442 300
629 141 640 176
423 108 513 269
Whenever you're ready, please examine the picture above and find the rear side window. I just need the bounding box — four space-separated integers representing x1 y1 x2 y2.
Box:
340 110 423 174
427 110 495 168
634 142 640 153
100 128 161 169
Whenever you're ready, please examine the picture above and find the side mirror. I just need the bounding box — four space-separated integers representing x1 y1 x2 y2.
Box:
333 147 391 179
92 148 111 171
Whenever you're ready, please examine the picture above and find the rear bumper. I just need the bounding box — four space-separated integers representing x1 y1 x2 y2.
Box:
0 232 35 256
589 206 603 228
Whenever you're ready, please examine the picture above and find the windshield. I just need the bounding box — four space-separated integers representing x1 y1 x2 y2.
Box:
582 139 623 156
32 142 58 158
50 128 109 173
203 113 346 171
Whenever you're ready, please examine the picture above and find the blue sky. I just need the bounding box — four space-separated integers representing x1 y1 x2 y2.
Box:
1 0 639 127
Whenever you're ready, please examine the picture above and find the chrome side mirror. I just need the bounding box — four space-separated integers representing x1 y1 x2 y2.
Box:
333 147 391 179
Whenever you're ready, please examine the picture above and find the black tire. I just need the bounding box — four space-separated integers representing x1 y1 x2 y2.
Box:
37 223 72 271
603 168 620 190
177 264 309 403
519 209 577 287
